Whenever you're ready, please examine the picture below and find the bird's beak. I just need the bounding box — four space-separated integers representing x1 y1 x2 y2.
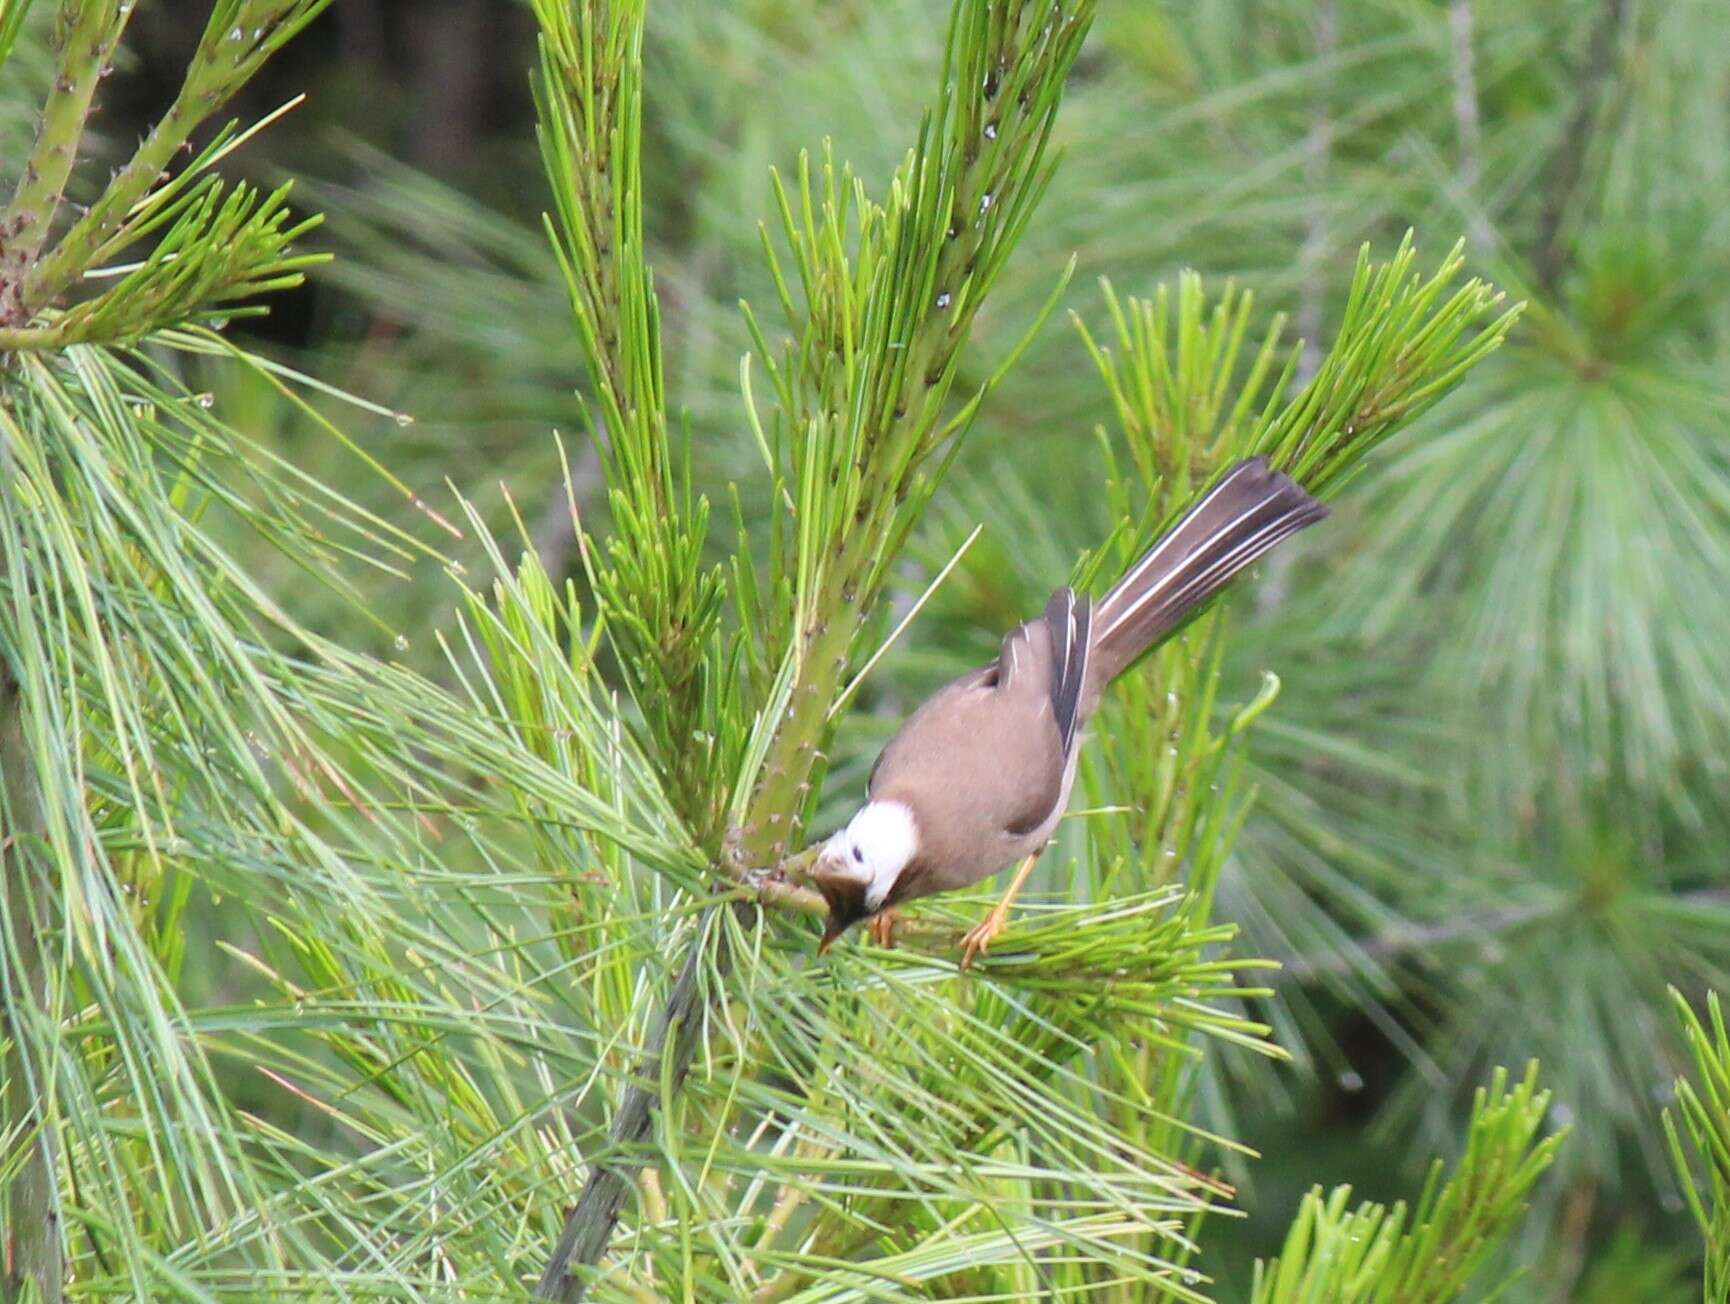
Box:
808 852 868 956
817 921 844 955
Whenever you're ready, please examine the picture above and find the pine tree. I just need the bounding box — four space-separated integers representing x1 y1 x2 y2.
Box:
11 0 1718 1299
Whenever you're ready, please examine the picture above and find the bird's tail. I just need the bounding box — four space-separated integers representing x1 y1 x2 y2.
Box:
1090 457 1328 684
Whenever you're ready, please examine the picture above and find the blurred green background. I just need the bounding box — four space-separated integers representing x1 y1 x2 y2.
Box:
50 0 1730 1295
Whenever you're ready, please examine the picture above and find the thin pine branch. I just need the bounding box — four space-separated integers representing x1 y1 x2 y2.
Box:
1664 988 1730 1299
1251 1063 1564 1303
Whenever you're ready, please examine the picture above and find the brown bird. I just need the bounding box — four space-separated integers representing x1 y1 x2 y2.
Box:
808 457 1327 965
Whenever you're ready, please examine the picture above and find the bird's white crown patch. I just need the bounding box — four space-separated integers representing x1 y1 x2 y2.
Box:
828 800 918 910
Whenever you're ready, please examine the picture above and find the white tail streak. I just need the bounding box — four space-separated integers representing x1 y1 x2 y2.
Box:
1089 458 1327 682
1096 492 1286 644
1097 465 1257 625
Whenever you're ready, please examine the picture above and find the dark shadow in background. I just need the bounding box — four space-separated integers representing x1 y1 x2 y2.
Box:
102 1 539 348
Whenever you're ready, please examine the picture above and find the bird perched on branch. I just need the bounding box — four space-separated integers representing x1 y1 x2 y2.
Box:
808 457 1327 966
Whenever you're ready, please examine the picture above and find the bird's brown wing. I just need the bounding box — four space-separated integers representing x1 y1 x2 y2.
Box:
990 615 1071 835
868 623 1066 888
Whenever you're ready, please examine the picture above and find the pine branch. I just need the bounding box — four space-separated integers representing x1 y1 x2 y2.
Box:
7 0 335 326
533 909 714 1302
1531 0 1628 296
1074 239 1519 520
0 4 1643 1296
1448 0 1493 254
732 1 1094 868
1265 236 1519 496
0 178 326 351
533 5 1098 1296
1664 988 1730 1300
0 0 129 327
534 0 726 842
1252 1063 1564 1302
1278 888 1730 985
1 679 63 1304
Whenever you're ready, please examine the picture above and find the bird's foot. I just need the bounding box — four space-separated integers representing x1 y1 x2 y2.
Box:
868 910 899 950
959 905 1010 970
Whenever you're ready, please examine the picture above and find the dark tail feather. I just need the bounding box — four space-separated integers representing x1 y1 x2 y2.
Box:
1091 458 1327 683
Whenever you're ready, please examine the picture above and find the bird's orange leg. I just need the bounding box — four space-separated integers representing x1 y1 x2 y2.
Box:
960 853 1041 970
868 908 899 949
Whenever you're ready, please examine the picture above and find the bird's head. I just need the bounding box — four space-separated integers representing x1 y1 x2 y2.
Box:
809 800 918 952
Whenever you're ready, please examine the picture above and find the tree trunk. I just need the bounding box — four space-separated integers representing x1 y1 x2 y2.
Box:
1 673 63 1304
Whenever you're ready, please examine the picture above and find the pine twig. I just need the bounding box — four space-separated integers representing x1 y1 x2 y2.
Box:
1261 0 1336 618
1665 988 1730 1299
1252 1063 1563 1301
1277 888 1730 985
533 906 719 1302
1448 0 1494 254
0 0 129 327
1 678 62 1304
533 806 1038 1300
20 1 337 318
1294 0 1336 379
734 2 1094 868
1532 0 1628 296
534 5 1096 1292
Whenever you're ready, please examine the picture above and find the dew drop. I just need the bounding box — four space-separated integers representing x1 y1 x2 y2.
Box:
194 392 214 409
394 411 415 427
393 634 410 652
1337 1069 1364 1093
935 291 951 309
979 192 994 213
983 121 998 140
230 26 244 41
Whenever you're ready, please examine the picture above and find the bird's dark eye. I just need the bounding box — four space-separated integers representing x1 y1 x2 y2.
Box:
852 846 864 863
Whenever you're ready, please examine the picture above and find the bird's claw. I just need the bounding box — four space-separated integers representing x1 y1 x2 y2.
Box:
868 910 898 950
959 908 1009 970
